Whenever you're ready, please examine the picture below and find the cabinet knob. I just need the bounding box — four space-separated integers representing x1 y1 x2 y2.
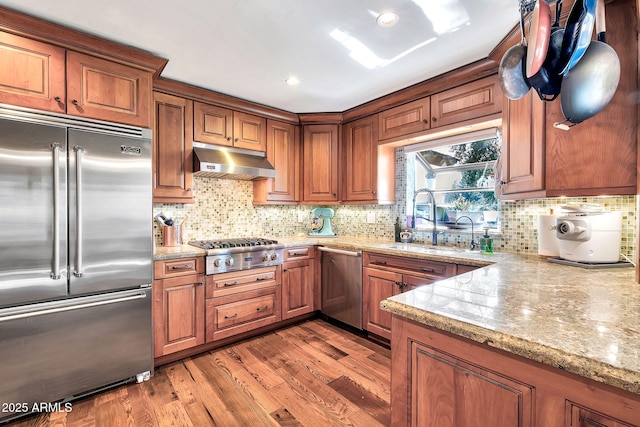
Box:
72 99 79 106
196 282 204 286
422 119 429 124
499 180 507 186
186 187 192 192
431 117 437 122
226 137 232 141
54 96 62 103
234 138 239 142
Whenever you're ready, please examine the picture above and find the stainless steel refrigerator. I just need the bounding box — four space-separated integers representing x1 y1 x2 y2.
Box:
0 105 153 423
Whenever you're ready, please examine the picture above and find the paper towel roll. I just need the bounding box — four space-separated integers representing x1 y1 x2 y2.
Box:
538 215 559 257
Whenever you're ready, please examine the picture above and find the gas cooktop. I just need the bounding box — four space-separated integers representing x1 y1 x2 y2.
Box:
189 237 281 251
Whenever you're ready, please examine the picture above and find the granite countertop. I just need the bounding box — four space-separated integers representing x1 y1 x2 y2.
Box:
153 237 640 395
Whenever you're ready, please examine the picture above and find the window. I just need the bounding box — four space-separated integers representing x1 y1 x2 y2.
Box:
406 128 500 229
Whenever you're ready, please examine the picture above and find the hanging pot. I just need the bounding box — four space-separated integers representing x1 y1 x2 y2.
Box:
558 0 596 75
528 0 564 101
557 0 620 127
499 6 531 100
526 0 552 78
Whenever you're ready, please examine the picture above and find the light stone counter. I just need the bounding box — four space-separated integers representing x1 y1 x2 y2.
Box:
153 244 206 260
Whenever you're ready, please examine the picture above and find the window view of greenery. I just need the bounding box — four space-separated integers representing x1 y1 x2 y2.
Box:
410 135 500 227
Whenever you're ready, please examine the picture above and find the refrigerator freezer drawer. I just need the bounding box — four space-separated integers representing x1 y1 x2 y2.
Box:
0 288 152 422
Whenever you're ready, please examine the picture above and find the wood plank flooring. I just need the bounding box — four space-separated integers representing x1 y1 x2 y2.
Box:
5 320 390 427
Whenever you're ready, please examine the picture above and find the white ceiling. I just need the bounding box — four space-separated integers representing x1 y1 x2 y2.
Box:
0 0 520 113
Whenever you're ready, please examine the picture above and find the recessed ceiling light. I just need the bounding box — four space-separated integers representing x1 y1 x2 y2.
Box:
285 76 301 86
376 11 399 27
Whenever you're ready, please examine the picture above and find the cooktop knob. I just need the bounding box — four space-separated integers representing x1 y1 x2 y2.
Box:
260 254 269 262
225 257 235 266
270 252 278 261
213 258 222 267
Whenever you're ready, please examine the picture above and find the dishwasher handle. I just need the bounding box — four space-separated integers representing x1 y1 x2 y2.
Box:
318 246 361 257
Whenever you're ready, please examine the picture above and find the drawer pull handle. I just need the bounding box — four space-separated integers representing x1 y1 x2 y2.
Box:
372 261 387 266
256 305 269 312
170 264 192 270
256 276 270 281
224 313 238 319
289 251 307 257
223 281 238 287
421 268 435 273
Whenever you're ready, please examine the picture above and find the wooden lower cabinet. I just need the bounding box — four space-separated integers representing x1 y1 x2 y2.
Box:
391 316 640 427
282 257 315 319
153 257 205 357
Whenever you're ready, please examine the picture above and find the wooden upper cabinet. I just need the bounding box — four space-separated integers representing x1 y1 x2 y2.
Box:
344 115 395 204
193 102 267 152
302 124 340 203
152 92 194 203
253 120 300 204
430 74 502 128
378 98 430 140
0 32 65 112
500 0 637 199
66 51 151 127
193 102 233 146
500 91 546 198
233 111 267 151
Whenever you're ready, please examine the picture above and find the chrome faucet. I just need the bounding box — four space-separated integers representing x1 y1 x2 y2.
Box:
412 188 440 245
455 215 477 250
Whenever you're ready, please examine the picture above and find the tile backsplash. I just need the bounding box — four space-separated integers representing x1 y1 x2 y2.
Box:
154 148 637 261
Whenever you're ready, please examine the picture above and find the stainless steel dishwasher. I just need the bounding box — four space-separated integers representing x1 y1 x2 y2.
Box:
319 246 363 329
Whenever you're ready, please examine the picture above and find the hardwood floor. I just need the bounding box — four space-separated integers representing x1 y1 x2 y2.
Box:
5 320 391 427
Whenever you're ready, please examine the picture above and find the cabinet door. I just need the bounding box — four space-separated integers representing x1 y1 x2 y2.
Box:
153 274 205 357
430 75 502 128
378 98 430 140
303 124 340 202
344 116 378 202
193 102 233 146
411 341 534 427
282 258 315 319
254 120 300 204
233 111 267 152
66 51 151 127
500 91 546 198
152 92 194 203
568 404 634 427
363 267 402 339
0 32 65 112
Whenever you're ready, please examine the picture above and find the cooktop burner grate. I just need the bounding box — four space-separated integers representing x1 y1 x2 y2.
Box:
189 237 279 250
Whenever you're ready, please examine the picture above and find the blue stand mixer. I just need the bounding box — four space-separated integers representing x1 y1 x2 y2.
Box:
308 208 337 237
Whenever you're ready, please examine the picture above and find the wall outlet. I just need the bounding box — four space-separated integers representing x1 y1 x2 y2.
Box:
367 212 376 224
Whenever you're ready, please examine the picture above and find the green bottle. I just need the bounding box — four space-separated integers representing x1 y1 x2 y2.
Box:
480 227 494 254
394 217 401 242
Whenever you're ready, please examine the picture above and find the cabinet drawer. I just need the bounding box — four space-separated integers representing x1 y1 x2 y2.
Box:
154 257 204 279
206 266 278 298
206 286 281 342
284 246 315 261
363 252 455 279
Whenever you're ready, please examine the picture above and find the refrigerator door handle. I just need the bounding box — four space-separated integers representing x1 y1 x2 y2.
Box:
73 146 85 278
0 290 148 323
51 142 62 280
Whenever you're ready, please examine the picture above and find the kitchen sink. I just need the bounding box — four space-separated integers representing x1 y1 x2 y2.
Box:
375 243 472 253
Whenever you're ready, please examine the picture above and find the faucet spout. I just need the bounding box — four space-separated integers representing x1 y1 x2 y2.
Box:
412 188 439 245
455 215 477 250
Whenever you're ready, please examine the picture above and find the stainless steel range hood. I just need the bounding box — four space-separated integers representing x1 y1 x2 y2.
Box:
193 142 275 180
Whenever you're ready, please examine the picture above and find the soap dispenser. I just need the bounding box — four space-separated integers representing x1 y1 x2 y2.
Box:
480 227 494 254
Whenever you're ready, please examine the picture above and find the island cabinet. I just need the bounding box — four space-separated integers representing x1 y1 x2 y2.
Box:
153 257 205 357
302 124 341 203
253 120 301 204
500 0 637 199
281 246 316 319
0 31 153 127
362 252 458 340
193 101 267 152
343 115 395 204
391 316 640 427
378 75 502 142
152 91 194 203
